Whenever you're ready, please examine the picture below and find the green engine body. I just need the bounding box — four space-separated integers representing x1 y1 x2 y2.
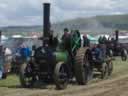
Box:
54 51 68 63
53 30 81 63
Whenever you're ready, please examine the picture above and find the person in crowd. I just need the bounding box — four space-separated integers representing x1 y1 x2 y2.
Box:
19 44 31 63
75 30 81 48
31 45 36 56
91 44 105 63
91 44 101 60
83 34 90 47
102 36 107 44
61 28 69 41
0 44 5 79
52 34 59 50
98 36 103 44
61 28 71 50
4 47 12 74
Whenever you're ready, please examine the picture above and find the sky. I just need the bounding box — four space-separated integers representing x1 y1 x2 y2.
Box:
0 0 128 26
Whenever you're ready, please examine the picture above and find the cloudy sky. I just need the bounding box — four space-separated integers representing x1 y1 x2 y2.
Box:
0 0 128 26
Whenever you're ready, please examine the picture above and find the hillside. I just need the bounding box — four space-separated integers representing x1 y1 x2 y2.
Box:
1 14 128 34
53 14 128 33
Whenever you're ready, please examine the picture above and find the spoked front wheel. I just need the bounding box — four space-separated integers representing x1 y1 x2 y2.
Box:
54 62 69 89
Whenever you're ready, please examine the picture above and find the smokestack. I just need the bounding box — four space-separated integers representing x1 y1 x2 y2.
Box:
115 30 119 42
43 3 50 38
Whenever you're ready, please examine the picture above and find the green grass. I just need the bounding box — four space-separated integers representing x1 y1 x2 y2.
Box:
0 57 127 88
0 74 20 88
112 57 128 77
90 57 128 83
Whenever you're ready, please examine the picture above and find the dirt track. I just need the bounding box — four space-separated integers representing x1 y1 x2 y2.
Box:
0 74 128 96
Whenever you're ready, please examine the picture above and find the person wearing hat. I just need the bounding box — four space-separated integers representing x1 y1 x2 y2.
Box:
61 28 69 41
91 44 102 63
61 28 71 50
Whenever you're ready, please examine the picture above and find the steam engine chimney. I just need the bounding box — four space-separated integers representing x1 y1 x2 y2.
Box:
43 3 50 38
115 30 119 42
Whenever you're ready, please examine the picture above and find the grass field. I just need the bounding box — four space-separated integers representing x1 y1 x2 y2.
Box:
0 57 127 88
0 74 20 88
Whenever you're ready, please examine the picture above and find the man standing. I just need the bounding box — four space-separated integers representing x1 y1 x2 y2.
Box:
4 47 12 74
0 44 5 79
61 28 69 41
83 34 90 47
61 28 70 50
19 44 31 63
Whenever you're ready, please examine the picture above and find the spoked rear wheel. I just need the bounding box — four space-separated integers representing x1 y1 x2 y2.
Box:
54 62 69 89
74 47 91 85
121 49 127 61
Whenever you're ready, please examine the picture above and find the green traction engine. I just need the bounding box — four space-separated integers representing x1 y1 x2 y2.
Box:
19 3 89 89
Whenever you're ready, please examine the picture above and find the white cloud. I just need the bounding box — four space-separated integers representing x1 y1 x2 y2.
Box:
0 0 127 26
56 0 114 10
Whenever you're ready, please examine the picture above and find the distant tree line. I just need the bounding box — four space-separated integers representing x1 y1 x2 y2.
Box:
101 22 128 30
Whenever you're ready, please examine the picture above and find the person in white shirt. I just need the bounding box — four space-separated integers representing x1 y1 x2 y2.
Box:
4 47 12 73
